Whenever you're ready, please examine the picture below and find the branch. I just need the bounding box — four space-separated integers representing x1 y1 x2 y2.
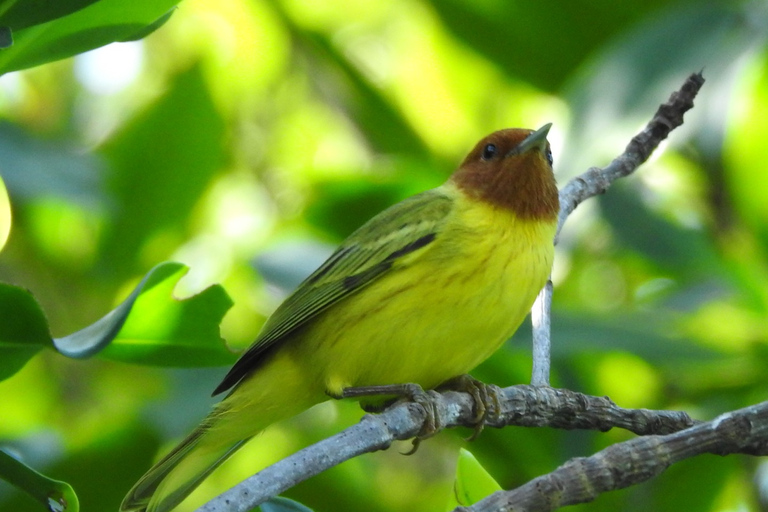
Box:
459 400 768 512
556 71 705 239
530 71 705 386
197 386 695 512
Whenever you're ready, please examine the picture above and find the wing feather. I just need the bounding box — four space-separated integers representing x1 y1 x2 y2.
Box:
213 188 454 395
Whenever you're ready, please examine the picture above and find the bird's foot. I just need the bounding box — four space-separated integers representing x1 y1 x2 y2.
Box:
437 375 502 441
342 383 443 454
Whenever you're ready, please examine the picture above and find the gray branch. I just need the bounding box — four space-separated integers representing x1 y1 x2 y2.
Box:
530 71 705 386
460 400 768 512
197 385 696 512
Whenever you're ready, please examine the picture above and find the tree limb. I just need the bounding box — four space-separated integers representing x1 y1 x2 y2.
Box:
197 385 696 512
530 71 705 386
459 400 768 512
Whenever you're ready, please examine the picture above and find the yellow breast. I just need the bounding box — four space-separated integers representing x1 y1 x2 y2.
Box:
301 185 557 396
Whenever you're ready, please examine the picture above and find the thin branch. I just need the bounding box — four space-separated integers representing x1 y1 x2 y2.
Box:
459 400 768 512
197 386 695 512
555 71 705 239
530 71 705 385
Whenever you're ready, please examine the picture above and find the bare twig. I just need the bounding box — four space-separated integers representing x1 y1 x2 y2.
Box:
459 400 768 512
530 71 705 385
197 386 696 512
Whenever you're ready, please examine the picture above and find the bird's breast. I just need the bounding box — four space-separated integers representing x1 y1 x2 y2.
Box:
304 198 557 396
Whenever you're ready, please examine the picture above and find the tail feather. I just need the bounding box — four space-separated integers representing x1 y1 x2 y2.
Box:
122 349 324 512
121 421 248 512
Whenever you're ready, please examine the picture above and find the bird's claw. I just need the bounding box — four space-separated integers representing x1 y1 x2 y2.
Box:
341 382 445 454
438 374 502 441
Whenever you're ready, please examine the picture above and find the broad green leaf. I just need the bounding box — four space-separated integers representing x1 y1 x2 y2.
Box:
0 0 178 75
99 64 225 277
0 0 100 31
0 449 79 512
0 172 10 251
56 262 235 367
261 496 315 512
449 448 502 508
0 283 51 381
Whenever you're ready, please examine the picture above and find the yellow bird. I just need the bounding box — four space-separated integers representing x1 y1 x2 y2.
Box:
121 124 559 512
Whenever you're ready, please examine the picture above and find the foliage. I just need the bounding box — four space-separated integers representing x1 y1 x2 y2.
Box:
1 0 768 511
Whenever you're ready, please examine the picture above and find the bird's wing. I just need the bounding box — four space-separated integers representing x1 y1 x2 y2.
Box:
213 188 454 395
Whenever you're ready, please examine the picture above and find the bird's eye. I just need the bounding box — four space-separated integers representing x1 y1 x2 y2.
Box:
545 148 553 167
481 143 497 160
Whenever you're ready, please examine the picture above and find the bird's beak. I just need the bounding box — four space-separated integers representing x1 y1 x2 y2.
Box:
507 123 552 157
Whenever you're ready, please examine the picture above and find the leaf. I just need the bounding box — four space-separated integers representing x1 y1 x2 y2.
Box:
0 283 51 381
0 449 79 512
0 0 100 31
260 496 316 512
55 262 236 367
428 0 671 91
0 172 10 251
449 448 502 508
0 0 179 74
272 3 430 158
98 64 225 277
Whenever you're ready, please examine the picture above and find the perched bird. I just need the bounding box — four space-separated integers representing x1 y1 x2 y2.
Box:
121 125 559 512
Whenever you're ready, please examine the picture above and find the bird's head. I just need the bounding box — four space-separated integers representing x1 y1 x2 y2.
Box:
450 125 559 221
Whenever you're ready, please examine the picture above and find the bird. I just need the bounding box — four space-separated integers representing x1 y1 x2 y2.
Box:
121 124 559 512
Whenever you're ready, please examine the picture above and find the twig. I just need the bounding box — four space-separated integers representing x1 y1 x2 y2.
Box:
530 71 705 386
196 386 695 512
459 400 768 512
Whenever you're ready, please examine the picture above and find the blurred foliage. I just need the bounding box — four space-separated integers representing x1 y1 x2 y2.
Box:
1 0 768 511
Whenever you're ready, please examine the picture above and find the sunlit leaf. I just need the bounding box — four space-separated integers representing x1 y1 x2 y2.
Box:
56 262 235 367
0 0 178 74
273 3 430 158
449 448 502 508
0 284 51 381
0 449 79 512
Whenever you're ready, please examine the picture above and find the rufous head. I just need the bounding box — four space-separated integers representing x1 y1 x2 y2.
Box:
450 125 559 221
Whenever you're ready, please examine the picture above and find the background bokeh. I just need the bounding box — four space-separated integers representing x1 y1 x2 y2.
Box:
1 0 768 511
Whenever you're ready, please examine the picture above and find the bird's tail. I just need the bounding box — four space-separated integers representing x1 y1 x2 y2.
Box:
121 350 323 512
120 413 247 512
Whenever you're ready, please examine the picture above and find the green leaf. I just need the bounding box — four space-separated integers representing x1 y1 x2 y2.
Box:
0 0 100 31
449 448 502 508
272 3 430 158
0 283 51 381
261 496 316 512
429 0 671 91
0 449 79 512
119 8 175 42
55 262 236 367
99 64 225 277
0 0 179 74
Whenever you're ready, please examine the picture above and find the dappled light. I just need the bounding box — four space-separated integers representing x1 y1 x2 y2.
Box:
1 0 768 511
